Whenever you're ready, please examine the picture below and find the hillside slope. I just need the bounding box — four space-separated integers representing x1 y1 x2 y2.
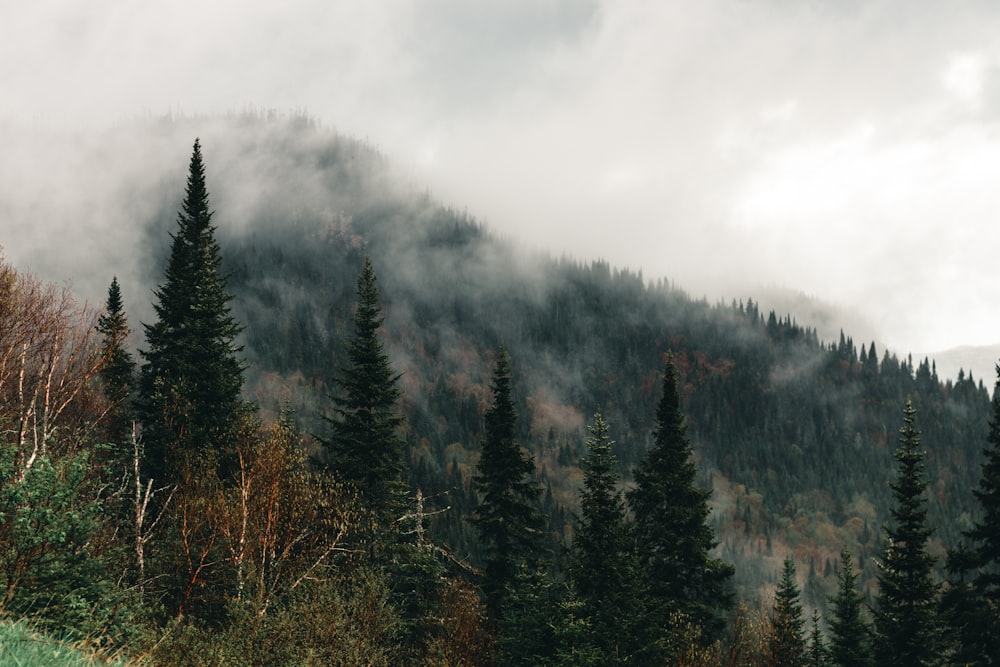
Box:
4 114 990 608
178 116 991 606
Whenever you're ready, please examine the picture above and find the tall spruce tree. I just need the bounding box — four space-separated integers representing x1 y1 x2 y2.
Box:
828 547 872 667
626 351 734 643
572 411 650 664
96 276 135 452
138 139 244 484
873 400 939 667
769 556 807 667
945 360 1000 664
471 346 544 619
320 256 405 523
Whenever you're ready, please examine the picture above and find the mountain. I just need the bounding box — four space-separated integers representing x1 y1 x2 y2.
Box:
4 113 994 610
920 343 1000 391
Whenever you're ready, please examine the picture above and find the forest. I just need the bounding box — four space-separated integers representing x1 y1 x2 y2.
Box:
0 115 999 665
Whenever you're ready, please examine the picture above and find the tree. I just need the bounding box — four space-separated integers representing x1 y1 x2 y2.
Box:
873 400 939 667
471 346 544 619
945 360 1000 664
807 610 828 667
827 547 871 667
572 410 651 664
138 139 244 485
626 351 734 644
769 556 806 667
320 256 404 523
96 276 135 463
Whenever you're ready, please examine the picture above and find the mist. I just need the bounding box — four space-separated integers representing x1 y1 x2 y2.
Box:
4 1 1000 381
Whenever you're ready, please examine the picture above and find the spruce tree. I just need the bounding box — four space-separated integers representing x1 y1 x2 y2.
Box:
828 547 872 667
96 276 135 452
807 610 828 667
471 346 544 619
945 360 1000 663
572 411 650 664
574 411 627 602
626 351 734 642
769 556 807 667
138 139 244 484
321 256 405 523
873 400 939 667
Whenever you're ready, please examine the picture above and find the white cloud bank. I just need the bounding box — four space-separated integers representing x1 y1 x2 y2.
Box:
4 0 1000 377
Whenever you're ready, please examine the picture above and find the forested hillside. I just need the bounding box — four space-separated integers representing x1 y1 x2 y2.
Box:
200 116 991 605
1 113 998 664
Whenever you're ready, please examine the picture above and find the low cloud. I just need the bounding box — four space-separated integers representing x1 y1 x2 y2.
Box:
3 1 1000 380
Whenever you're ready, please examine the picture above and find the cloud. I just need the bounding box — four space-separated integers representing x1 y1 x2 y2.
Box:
4 0 1000 379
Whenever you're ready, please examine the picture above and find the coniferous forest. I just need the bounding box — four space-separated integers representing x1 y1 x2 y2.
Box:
2 114 1000 665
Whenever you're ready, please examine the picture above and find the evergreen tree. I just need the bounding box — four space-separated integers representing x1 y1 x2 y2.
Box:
471 346 544 620
626 351 734 644
769 556 806 667
807 610 828 667
96 276 135 452
828 547 872 667
873 400 939 667
138 139 244 484
320 256 405 523
944 360 1000 664
572 411 651 664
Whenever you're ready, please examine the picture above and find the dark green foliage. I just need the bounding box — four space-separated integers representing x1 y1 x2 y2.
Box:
827 547 871 667
807 610 828 667
627 352 734 646
769 556 806 667
96 276 135 451
138 139 244 485
320 256 405 523
873 400 939 666
472 347 545 619
946 362 1000 663
0 447 129 642
572 411 653 664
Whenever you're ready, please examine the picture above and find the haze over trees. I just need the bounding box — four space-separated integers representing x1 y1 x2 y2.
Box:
1 115 999 664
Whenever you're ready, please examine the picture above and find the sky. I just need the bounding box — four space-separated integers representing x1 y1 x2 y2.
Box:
4 0 1000 380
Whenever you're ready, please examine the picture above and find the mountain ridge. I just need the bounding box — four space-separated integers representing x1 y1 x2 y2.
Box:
1 113 993 610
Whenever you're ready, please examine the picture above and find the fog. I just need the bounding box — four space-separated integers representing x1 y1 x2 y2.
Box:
4 0 1000 381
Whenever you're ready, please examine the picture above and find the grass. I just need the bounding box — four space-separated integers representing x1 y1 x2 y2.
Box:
0 619 134 667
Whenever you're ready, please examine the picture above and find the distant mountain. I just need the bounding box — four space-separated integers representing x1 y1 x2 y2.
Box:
919 344 1000 390
3 113 993 610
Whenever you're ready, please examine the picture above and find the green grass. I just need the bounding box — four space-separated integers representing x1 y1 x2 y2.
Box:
0 620 134 667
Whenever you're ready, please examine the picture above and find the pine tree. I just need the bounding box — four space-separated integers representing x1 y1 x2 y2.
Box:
572 411 651 664
626 351 734 643
873 400 939 666
321 256 404 523
807 610 828 667
769 556 807 667
827 547 872 667
574 411 627 602
138 139 244 484
96 276 135 452
942 361 1000 664
471 346 544 619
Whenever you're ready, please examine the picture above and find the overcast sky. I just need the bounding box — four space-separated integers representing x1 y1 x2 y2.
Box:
4 0 1000 378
